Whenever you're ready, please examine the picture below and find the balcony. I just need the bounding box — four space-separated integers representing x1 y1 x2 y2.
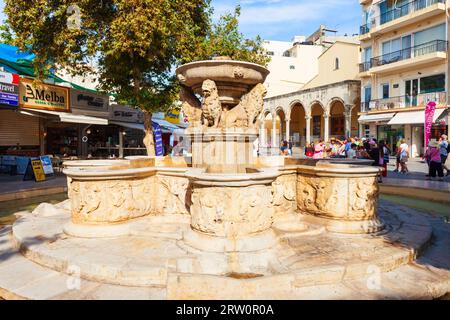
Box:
360 24 370 36
359 0 445 38
361 92 447 112
359 61 372 73
381 0 443 24
369 40 447 74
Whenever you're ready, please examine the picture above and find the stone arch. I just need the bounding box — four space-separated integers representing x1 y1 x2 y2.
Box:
275 107 287 142
290 102 307 147
309 101 325 142
328 98 346 140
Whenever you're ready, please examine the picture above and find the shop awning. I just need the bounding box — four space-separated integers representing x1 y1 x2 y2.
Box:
21 108 108 125
153 118 182 131
110 121 144 131
110 119 180 133
388 109 447 125
358 113 396 123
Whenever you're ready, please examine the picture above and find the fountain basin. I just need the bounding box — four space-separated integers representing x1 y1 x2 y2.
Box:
176 60 269 106
186 168 279 239
297 163 384 234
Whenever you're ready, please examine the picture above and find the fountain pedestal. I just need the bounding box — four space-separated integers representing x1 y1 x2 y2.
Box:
188 128 258 174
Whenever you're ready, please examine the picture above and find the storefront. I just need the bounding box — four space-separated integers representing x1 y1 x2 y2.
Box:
107 104 147 158
377 125 405 155
18 78 110 159
386 109 448 157
0 72 42 157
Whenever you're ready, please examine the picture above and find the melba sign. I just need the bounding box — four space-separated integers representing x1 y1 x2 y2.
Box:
19 78 69 111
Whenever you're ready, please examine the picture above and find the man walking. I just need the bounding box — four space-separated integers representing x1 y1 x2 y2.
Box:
439 134 449 176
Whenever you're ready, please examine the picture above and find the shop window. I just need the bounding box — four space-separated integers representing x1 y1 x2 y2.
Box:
420 74 445 94
364 125 370 138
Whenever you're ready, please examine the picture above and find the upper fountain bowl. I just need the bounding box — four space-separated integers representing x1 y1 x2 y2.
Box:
176 58 270 106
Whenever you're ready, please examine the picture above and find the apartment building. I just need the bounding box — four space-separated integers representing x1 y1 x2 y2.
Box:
358 0 449 157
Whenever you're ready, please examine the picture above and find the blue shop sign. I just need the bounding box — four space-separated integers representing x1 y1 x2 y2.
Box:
0 72 19 107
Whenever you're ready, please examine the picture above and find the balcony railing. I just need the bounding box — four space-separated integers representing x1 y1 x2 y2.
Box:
361 91 447 112
360 24 370 35
359 61 372 73
359 0 444 34
370 40 447 68
380 0 444 25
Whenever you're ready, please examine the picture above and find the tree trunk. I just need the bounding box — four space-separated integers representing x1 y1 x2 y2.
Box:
143 111 156 157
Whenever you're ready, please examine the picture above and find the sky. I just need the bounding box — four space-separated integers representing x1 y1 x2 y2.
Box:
0 0 362 42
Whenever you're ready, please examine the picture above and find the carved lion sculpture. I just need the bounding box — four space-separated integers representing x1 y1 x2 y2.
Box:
222 83 267 129
202 79 222 128
180 86 202 128
244 83 267 128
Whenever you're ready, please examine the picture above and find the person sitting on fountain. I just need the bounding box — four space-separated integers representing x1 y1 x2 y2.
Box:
280 141 290 156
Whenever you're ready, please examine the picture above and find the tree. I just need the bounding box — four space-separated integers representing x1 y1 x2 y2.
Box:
5 1 269 156
196 5 270 67
5 0 211 156
0 20 14 45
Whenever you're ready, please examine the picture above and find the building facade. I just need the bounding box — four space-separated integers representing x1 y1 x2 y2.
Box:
262 40 361 154
263 38 323 98
358 0 449 157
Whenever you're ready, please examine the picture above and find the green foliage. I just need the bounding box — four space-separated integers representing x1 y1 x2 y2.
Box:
4 1 268 116
195 5 271 67
5 0 211 113
0 20 14 45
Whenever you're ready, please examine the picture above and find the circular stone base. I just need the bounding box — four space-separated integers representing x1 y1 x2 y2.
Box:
63 221 132 238
6 200 445 299
299 214 385 234
181 228 278 253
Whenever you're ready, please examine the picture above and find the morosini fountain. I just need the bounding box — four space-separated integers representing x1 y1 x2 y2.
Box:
0 58 449 299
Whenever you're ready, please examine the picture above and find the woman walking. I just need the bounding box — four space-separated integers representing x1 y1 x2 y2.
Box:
424 141 444 181
397 139 409 174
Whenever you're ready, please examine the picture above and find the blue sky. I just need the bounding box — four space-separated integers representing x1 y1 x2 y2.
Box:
0 0 361 41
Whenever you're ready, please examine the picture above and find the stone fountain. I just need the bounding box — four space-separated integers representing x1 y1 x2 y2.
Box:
1 59 449 300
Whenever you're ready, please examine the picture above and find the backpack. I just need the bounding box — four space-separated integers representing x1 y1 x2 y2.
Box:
446 142 450 153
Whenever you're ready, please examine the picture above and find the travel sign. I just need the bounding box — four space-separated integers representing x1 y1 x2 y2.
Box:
0 71 20 107
19 78 70 112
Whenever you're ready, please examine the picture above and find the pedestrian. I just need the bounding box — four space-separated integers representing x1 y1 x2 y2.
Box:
313 139 325 159
369 141 383 183
379 140 390 178
439 134 449 176
424 141 444 181
357 145 370 159
394 139 409 174
280 141 290 156
305 143 314 158
346 143 357 159
327 138 343 158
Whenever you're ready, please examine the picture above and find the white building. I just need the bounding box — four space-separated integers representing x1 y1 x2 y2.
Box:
263 38 323 98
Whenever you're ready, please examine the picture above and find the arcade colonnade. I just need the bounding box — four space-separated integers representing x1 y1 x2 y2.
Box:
261 80 361 152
